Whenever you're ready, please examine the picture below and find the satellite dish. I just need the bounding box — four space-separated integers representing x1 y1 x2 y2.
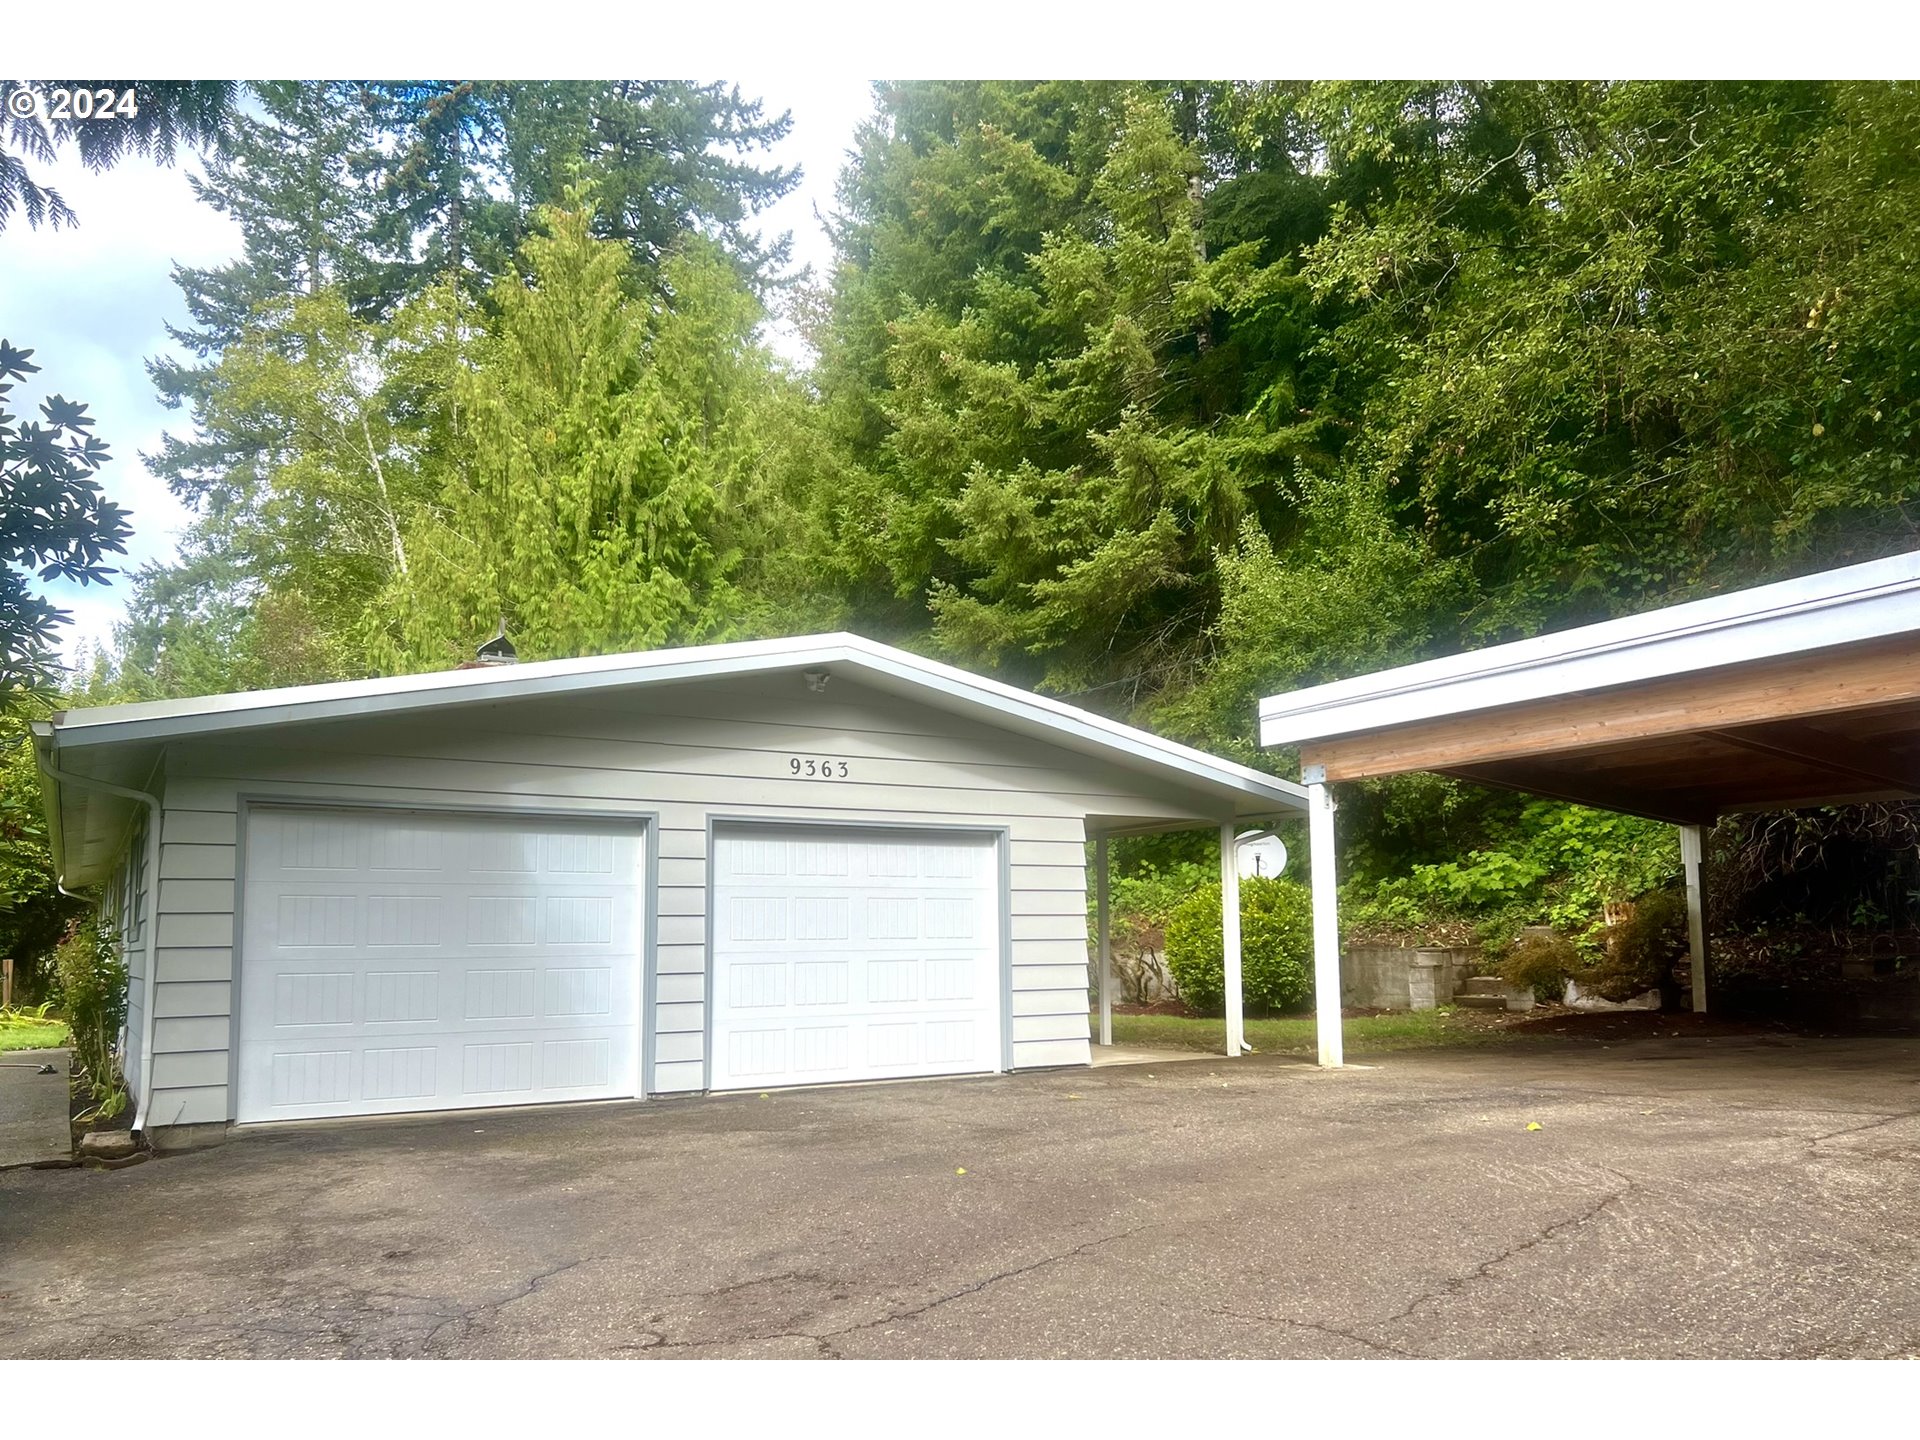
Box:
1235 830 1288 879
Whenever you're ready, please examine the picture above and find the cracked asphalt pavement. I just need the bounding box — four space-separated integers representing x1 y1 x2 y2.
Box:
4 1032 1919 1358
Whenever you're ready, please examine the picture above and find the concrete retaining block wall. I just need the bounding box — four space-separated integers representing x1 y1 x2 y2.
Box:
1343 945 1476 1011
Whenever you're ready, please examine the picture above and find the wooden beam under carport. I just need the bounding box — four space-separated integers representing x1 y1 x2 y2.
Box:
1299 633 1920 783
1440 760 1719 828
1705 719 1920 799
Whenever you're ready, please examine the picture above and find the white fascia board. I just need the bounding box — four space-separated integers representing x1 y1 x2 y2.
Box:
844 641 1306 809
1260 550 1920 748
44 632 1305 813
48 632 845 739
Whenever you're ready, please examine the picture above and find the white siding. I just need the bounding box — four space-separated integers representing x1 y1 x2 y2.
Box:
136 672 1226 1124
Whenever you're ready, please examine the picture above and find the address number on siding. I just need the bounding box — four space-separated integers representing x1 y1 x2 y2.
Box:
789 757 850 778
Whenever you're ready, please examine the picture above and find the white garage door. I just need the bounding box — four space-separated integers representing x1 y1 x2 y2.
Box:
237 807 642 1123
710 824 1003 1090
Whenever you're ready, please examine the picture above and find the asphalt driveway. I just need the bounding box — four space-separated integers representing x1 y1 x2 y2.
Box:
3 1033 1918 1359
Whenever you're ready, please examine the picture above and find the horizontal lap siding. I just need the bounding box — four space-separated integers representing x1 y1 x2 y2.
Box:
142 676 1224 1120
147 809 237 1126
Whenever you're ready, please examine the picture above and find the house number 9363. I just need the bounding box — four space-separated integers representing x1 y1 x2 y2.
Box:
789 756 850 778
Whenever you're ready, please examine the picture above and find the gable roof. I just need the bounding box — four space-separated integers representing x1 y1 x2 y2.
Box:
38 633 1304 886
1259 550 1920 749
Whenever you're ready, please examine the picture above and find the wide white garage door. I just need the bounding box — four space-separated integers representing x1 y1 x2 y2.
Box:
710 824 1003 1090
238 807 642 1123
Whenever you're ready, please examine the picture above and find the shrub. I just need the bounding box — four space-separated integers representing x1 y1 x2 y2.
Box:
53 915 127 1101
1590 887 1689 1003
1499 929 1582 1002
1094 860 1209 1004
1164 875 1313 1013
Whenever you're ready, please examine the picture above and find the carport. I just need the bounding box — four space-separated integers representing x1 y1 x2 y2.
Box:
1260 551 1920 1068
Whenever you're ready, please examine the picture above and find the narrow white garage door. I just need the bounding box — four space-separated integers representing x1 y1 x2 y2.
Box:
710 824 1003 1090
238 807 642 1123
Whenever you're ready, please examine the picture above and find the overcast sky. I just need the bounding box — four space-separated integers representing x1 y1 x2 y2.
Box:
0 78 876 667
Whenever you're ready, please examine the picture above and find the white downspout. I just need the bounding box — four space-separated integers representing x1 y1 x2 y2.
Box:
34 743 164 1134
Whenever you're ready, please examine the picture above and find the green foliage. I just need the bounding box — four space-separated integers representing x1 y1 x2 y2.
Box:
1498 931 1584 1004
366 207 818 668
1593 889 1690 1002
52 915 126 1101
1092 859 1210 1003
1 340 131 704
1346 801 1679 948
817 86 1332 696
0 81 239 230
1162 492 1466 753
1105 861 1210 942
1164 875 1314 1013
128 79 807 693
2 703 88 996
1295 81 1920 639
0 1002 70 1052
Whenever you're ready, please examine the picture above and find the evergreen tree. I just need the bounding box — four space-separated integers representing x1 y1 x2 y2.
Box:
0 80 239 230
812 84 1335 696
128 79 811 691
500 81 800 283
147 81 384 516
366 204 813 669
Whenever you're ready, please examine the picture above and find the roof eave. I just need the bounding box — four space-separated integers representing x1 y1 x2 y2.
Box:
42 634 1305 815
1260 556 1920 748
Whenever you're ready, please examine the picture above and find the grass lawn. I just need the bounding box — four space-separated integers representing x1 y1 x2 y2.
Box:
0 1015 70 1052
1109 1007 1537 1057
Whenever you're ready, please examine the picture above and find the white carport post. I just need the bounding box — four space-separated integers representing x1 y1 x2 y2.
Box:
1680 824 1710 1014
1095 834 1113 1046
1303 766 1344 1067
1220 822 1245 1058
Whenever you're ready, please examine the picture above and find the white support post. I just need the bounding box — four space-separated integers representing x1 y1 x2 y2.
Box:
1095 834 1113 1047
1305 769 1344 1068
1680 823 1709 1015
1220 822 1245 1058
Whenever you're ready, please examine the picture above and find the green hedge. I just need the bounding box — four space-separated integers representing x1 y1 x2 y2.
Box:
1164 875 1314 1013
54 915 126 1102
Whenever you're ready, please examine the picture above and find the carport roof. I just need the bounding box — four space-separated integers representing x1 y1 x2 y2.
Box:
1258 550 1920 825
37 632 1305 886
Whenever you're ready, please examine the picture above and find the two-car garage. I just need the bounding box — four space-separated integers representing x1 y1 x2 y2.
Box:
35 632 1308 1139
235 805 1007 1122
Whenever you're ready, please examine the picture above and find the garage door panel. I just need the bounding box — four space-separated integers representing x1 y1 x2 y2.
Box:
244 957 634 1029
710 825 1003 1091
253 1024 636 1115
239 807 642 1123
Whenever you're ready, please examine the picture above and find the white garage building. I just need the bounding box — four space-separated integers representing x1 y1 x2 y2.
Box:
34 634 1305 1143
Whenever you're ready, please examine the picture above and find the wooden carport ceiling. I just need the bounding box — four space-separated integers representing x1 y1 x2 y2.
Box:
1297 634 1920 825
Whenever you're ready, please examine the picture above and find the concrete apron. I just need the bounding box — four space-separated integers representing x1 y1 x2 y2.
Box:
1088 1044 1216 1069
0 1049 70 1169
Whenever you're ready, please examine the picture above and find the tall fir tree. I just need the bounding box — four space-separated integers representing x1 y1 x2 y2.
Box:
147 81 384 517
365 204 809 668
